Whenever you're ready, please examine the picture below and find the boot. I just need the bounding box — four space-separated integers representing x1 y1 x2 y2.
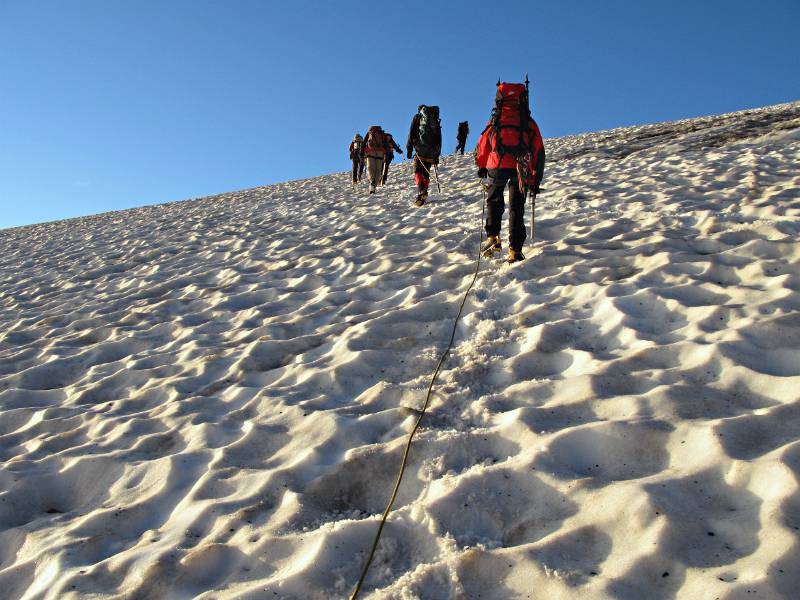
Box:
414 190 428 206
481 235 502 257
507 249 525 263
369 184 376 194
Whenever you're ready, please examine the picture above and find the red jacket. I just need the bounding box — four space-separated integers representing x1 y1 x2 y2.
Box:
475 116 545 185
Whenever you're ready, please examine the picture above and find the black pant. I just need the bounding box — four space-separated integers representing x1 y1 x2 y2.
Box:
352 158 362 183
455 138 467 154
486 168 526 250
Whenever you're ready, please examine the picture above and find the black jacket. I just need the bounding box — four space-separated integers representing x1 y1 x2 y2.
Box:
407 114 441 160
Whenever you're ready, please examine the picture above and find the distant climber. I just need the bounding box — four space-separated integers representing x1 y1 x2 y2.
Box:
363 126 387 194
381 131 403 185
349 133 364 187
475 79 545 263
456 121 469 155
407 105 442 206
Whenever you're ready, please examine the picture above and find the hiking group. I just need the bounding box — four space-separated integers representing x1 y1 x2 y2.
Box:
350 106 442 207
348 78 545 263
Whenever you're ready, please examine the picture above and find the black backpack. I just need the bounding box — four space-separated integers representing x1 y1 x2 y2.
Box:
417 105 441 157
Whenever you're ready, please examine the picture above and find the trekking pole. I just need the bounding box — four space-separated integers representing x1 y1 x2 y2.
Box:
432 164 442 193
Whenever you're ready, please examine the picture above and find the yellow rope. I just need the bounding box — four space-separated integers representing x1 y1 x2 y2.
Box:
349 182 487 599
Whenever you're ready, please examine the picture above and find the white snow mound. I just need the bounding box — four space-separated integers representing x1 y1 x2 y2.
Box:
1 101 799 599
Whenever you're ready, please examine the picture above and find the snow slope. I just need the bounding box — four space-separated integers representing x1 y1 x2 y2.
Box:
1 101 799 599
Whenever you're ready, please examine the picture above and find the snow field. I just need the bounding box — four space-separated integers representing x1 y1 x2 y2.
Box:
0 101 799 599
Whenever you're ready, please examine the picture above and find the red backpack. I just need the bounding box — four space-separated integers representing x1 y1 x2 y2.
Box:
489 82 532 157
365 126 386 154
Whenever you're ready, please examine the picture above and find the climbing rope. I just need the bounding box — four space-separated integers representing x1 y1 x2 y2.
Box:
414 155 431 176
349 181 488 599
411 156 442 194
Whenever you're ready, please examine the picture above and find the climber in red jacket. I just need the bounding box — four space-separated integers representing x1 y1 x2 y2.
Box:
475 80 545 263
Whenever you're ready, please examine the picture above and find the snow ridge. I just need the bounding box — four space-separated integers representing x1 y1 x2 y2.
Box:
1 101 799 599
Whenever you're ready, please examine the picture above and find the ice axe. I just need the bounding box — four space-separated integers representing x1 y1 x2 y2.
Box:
529 186 545 245
529 189 536 244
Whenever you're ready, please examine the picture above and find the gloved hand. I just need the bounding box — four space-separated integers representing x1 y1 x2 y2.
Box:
407 150 413 160
477 168 488 179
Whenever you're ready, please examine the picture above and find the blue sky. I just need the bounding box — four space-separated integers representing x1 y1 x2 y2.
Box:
1 0 798 229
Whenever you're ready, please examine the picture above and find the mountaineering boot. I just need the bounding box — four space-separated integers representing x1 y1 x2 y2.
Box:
414 190 428 206
369 184 376 194
481 235 502 257
507 249 525 263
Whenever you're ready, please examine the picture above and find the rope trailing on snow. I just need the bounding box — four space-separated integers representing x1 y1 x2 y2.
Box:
350 182 488 600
